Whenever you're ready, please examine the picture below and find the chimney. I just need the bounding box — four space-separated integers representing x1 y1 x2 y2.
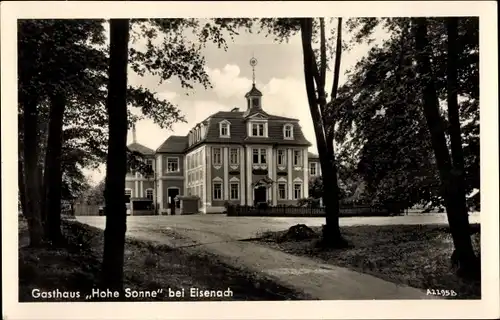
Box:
231 107 239 112
132 124 137 143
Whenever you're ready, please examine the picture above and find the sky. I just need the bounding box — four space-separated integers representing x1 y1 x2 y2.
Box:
84 20 388 185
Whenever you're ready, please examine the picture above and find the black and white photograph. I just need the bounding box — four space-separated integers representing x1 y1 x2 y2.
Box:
2 1 499 320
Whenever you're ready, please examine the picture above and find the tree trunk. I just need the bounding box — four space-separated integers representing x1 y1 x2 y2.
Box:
18 159 28 217
21 94 45 247
300 18 346 248
413 18 478 277
43 90 66 244
446 18 466 173
445 17 479 277
101 19 130 294
322 17 345 246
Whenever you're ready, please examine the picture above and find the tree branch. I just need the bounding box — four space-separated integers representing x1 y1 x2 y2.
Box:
320 18 327 89
330 17 343 101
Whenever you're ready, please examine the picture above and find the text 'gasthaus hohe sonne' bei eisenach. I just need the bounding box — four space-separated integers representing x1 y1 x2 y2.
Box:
30 287 235 300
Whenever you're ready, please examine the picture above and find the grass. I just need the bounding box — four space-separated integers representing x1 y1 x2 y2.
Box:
255 223 481 299
18 217 305 302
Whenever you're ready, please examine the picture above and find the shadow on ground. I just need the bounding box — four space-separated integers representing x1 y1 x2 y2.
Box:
254 223 481 299
18 218 310 302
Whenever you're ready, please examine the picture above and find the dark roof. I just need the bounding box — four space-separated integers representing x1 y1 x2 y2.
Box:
308 152 320 159
127 142 155 156
244 84 263 97
156 135 188 153
183 110 311 152
157 109 312 154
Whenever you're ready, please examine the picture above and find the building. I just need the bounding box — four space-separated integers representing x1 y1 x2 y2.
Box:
125 128 156 210
126 63 322 214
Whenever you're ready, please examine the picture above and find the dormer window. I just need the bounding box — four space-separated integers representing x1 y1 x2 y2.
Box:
200 124 205 138
284 124 294 139
251 123 265 137
219 120 231 138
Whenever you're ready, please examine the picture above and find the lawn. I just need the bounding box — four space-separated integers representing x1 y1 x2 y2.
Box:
254 223 481 299
18 217 306 302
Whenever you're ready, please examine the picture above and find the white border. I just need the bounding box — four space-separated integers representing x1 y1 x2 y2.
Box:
2 1 498 320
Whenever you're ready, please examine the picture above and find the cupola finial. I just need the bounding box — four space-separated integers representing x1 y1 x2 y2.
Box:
250 55 258 87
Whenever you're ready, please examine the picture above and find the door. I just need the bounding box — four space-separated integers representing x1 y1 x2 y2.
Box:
167 188 180 214
254 186 267 205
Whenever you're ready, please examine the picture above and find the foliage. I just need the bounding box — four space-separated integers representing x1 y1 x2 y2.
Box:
18 18 257 192
296 198 322 208
81 181 106 205
331 17 479 210
308 176 324 199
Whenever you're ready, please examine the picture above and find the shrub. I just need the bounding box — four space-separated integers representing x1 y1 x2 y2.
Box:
297 198 321 208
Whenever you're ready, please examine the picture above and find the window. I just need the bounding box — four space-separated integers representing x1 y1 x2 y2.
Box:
278 183 287 200
252 98 260 108
213 183 222 200
167 157 179 173
260 148 266 164
293 150 302 166
220 122 230 137
230 183 239 200
145 189 153 200
309 162 317 176
212 148 222 166
252 149 259 164
294 184 302 199
145 159 153 174
251 123 265 137
277 150 286 166
284 124 294 139
230 148 239 165
252 148 267 165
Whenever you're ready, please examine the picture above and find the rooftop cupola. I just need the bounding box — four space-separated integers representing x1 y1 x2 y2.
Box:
245 56 263 111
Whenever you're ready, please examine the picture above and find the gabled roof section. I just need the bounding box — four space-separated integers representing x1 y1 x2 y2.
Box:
245 111 269 120
127 142 155 156
156 135 188 153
